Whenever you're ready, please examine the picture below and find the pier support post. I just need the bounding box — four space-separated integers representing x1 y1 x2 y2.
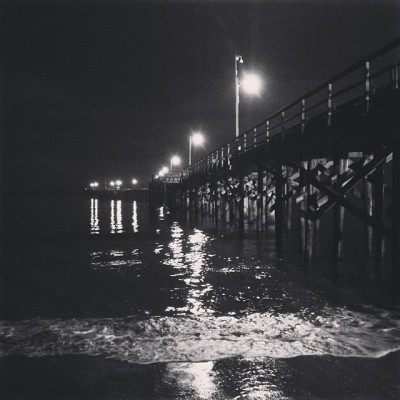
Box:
364 179 373 255
286 166 293 231
275 164 284 253
239 170 245 231
299 162 308 254
193 185 199 222
214 181 220 226
374 159 385 261
305 159 317 260
333 158 349 259
257 166 264 231
393 147 400 280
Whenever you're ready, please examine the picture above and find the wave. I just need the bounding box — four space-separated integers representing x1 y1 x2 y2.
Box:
1 307 400 364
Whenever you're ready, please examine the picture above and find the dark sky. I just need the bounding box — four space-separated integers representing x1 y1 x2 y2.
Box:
2 0 399 192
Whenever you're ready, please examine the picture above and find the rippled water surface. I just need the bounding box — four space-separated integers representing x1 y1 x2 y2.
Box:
1 193 399 399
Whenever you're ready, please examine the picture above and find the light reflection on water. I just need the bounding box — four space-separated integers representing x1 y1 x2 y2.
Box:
163 356 286 399
90 198 99 234
2 196 400 398
164 361 218 400
90 198 140 235
132 201 139 232
110 200 123 234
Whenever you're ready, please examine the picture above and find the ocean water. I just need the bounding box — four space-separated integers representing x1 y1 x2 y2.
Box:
1 193 400 398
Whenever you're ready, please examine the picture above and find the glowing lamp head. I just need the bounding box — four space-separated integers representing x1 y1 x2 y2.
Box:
171 156 181 167
159 166 169 177
110 181 115 187
115 180 122 186
191 132 205 146
132 179 138 185
241 73 262 95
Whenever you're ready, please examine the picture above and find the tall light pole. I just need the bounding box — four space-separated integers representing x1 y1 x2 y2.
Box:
235 55 243 138
235 55 262 138
189 132 205 165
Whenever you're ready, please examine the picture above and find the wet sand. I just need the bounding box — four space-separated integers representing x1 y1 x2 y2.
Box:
1 351 399 399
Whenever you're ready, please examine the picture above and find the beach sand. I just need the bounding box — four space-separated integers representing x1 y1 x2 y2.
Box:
1 351 399 399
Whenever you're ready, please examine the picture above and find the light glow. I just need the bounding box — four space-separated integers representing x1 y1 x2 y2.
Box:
159 166 169 177
241 73 262 95
171 156 181 167
191 132 205 146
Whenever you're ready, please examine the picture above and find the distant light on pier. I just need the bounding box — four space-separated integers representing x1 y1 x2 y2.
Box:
189 132 205 165
170 155 181 170
159 166 169 177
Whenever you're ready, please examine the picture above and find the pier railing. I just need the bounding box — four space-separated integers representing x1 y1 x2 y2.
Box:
182 38 400 177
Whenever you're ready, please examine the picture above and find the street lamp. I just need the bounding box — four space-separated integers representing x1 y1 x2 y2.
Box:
115 180 122 189
189 132 205 165
110 181 115 189
132 178 138 185
170 155 181 170
235 55 262 138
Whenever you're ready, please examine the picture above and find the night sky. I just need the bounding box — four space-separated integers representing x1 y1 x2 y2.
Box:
2 0 399 192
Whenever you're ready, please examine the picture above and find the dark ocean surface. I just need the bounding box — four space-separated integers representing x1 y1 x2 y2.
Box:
1 193 399 399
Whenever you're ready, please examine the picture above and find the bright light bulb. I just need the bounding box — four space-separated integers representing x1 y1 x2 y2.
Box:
241 73 262 95
192 132 205 146
132 179 138 185
171 156 181 166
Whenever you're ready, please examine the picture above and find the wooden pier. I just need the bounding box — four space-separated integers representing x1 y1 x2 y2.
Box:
156 39 400 271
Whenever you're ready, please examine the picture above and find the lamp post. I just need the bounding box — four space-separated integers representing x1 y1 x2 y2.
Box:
189 132 205 166
235 55 262 138
235 55 243 138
